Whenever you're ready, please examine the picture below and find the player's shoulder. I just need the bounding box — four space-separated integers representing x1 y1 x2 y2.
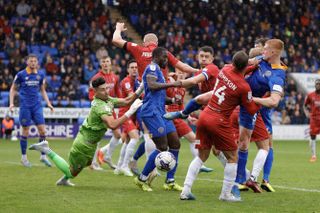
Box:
146 63 159 72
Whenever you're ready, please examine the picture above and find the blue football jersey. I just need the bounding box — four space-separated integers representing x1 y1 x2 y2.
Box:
140 63 166 117
245 59 286 97
14 68 45 107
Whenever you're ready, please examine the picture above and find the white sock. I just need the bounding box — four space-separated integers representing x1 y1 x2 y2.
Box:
100 143 110 154
183 157 203 194
189 143 198 159
217 151 227 167
144 134 156 159
122 138 139 168
91 142 100 165
221 163 237 195
106 136 121 159
116 143 127 169
251 149 269 180
22 154 27 161
310 139 316 156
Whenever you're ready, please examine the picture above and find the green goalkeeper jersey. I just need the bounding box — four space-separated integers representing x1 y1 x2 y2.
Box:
79 96 118 144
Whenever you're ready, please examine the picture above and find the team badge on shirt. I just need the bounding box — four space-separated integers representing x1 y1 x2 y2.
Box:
247 91 252 101
125 82 131 89
264 70 272 77
36 75 41 80
157 127 164 134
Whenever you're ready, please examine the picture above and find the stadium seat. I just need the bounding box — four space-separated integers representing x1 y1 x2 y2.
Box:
1 91 9 100
78 117 85 124
72 100 80 107
30 45 41 53
80 100 91 108
2 59 9 65
0 100 5 107
61 100 68 107
0 51 7 59
47 92 54 100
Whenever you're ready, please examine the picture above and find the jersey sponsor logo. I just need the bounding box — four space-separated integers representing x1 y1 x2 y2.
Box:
131 43 137 46
125 82 131 89
142 52 152 57
272 85 283 93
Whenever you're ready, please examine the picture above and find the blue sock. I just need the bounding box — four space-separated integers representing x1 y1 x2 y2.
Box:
133 141 145 161
182 99 202 115
141 149 160 178
235 150 248 184
263 148 273 182
39 135 46 155
166 149 179 182
20 136 28 155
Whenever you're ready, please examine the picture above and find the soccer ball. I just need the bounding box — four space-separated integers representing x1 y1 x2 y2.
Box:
155 151 176 172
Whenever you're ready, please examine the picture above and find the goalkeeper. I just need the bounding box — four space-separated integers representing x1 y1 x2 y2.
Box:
29 77 143 186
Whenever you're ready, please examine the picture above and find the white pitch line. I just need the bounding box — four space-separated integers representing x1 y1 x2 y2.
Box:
3 161 320 193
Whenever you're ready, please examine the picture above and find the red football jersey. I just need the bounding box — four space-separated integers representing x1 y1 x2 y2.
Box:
206 64 259 117
305 91 320 120
125 42 179 77
166 86 186 112
118 76 135 115
195 63 219 93
88 70 121 100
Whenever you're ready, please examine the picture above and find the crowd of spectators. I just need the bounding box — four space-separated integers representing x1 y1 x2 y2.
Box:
0 0 319 124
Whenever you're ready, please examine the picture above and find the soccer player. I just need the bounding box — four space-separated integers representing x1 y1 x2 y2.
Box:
238 39 286 192
180 51 260 202
28 77 142 186
164 46 228 167
113 59 140 176
166 69 213 172
9 54 54 168
88 55 122 170
134 47 182 192
303 79 320 162
112 22 197 164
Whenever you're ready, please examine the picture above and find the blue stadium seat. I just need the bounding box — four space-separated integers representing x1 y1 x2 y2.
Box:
78 117 85 124
80 84 89 95
1 91 9 100
0 51 7 59
30 45 41 53
61 100 68 107
3 59 9 65
47 48 59 56
47 92 54 100
80 100 91 108
0 100 5 107
41 101 47 107
72 100 80 107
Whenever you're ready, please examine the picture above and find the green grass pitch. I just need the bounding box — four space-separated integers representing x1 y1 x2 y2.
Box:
0 138 319 213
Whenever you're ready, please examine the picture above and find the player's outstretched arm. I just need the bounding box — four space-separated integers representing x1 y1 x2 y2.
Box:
101 99 142 129
175 61 198 73
146 75 181 90
112 22 127 48
9 83 17 112
180 74 206 88
253 92 282 108
40 84 54 111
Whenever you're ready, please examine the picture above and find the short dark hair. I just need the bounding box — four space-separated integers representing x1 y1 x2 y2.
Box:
127 59 137 68
232 51 249 71
152 47 167 59
27 54 38 60
199 46 214 55
92 77 105 88
254 38 268 46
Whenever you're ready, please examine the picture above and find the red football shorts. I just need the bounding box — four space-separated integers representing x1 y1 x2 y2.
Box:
196 109 238 151
122 118 138 134
173 118 192 138
310 119 320 135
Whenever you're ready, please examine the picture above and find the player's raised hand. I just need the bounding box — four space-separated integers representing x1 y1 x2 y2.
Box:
116 22 127 32
48 103 54 112
9 104 14 112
